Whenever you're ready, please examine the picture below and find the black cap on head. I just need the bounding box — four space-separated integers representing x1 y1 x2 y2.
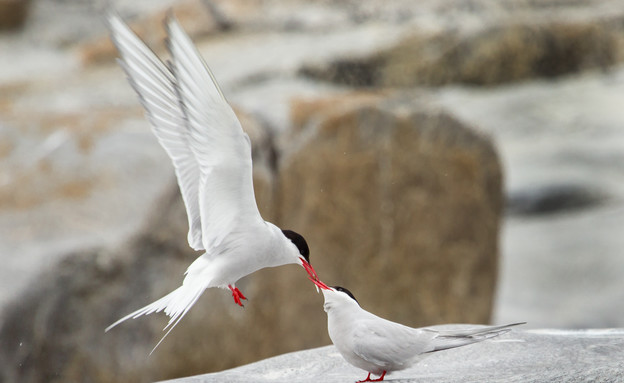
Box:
282 229 310 264
332 286 358 303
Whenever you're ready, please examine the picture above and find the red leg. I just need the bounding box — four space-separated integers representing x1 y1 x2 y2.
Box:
372 371 386 381
357 371 386 382
228 285 247 307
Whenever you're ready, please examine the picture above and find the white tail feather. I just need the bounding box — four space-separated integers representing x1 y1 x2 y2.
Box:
105 275 210 354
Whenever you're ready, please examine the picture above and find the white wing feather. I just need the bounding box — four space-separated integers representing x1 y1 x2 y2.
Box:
425 322 525 352
352 320 524 367
353 318 435 368
165 16 261 251
108 13 204 251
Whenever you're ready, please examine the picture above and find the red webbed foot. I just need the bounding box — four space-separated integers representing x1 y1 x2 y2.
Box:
228 285 247 307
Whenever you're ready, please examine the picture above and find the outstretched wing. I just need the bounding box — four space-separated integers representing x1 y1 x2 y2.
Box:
108 12 204 250
165 16 261 251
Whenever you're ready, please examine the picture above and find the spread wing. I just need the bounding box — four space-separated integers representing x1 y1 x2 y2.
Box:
352 316 436 369
108 13 262 252
108 13 204 250
165 16 261 251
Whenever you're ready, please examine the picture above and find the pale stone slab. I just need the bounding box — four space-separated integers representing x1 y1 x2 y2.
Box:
160 329 624 383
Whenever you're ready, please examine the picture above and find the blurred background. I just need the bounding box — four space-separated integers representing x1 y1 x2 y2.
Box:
1 0 624 382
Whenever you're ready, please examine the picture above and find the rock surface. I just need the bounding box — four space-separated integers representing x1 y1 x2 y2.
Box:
159 329 624 383
0 0 30 31
279 93 502 326
301 8 624 87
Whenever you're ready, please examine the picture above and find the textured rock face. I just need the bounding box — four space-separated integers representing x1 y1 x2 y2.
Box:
0 186 195 383
279 93 502 327
380 20 620 86
302 16 624 87
158 329 624 383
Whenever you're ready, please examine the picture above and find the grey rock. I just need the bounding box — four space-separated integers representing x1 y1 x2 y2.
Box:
159 329 624 383
506 183 607 216
280 91 502 327
301 14 624 87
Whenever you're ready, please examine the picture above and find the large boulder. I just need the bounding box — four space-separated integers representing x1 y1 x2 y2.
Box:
301 16 624 86
158 329 624 383
278 92 502 327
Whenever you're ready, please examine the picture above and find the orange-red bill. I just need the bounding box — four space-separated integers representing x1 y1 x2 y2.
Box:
301 258 318 279
301 258 331 290
308 275 331 290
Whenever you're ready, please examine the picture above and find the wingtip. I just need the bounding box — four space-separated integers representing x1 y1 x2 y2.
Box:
99 0 118 26
105 8 127 55
163 9 180 35
104 316 126 333
163 11 180 53
165 8 176 23
104 4 123 29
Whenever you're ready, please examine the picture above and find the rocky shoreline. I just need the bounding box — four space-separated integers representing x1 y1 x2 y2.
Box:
2 0 624 381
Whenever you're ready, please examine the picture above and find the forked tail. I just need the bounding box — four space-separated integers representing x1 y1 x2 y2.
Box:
105 281 208 354
426 322 526 352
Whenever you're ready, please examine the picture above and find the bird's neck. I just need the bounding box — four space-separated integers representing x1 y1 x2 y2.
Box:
265 222 300 266
327 302 361 340
326 300 360 319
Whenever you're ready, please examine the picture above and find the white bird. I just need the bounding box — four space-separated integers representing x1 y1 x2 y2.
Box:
323 286 524 382
105 12 329 351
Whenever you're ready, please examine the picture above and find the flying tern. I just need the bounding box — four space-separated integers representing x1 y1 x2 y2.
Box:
323 286 524 382
105 13 330 350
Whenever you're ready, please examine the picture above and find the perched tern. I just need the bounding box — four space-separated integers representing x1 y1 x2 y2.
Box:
105 13 330 350
323 286 524 382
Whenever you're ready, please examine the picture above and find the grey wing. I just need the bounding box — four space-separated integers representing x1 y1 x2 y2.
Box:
352 317 436 369
425 322 525 352
165 16 261 251
108 13 204 251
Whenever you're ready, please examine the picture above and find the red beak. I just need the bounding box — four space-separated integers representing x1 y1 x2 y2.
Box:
308 275 331 290
301 258 331 290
